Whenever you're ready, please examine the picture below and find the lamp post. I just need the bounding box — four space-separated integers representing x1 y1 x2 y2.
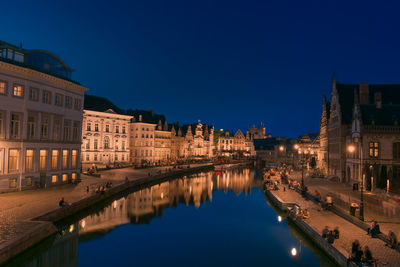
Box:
347 143 364 221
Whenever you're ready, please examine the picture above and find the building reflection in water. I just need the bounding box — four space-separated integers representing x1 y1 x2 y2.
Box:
5 222 79 267
6 169 254 267
79 168 254 237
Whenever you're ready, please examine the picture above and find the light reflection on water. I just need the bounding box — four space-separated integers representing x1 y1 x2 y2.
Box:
5 168 336 267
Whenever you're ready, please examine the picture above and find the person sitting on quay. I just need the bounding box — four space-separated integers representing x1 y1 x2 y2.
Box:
296 209 304 220
334 227 340 239
322 226 329 239
327 230 335 244
315 190 321 203
59 197 69 208
367 220 380 238
386 230 398 249
350 240 363 264
362 246 373 265
325 195 333 210
302 209 310 219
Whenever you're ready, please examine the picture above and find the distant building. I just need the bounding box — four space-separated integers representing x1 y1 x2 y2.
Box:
129 118 156 166
81 109 132 169
0 40 88 191
248 124 266 139
217 129 255 158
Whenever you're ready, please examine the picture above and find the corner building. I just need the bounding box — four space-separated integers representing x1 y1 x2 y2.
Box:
0 41 88 191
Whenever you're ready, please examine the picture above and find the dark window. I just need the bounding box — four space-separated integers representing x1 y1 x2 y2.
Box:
393 142 400 160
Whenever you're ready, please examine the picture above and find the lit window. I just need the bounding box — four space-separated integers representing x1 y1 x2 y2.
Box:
369 142 379 158
62 150 69 169
39 150 48 170
72 173 77 180
13 84 23 97
52 150 59 169
52 175 58 183
71 150 78 168
25 149 34 172
62 173 68 182
8 149 19 172
0 81 7 95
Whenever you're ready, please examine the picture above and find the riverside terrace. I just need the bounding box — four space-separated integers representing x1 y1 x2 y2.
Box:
266 179 400 266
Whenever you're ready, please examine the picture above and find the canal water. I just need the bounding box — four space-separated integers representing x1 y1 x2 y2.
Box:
6 169 336 267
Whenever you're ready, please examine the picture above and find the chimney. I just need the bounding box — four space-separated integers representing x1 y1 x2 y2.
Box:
375 92 382 109
139 115 142 122
359 83 369 104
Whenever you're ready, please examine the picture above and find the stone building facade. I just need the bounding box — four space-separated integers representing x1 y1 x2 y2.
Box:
0 40 87 191
129 119 156 166
217 129 255 158
320 76 400 189
81 109 132 169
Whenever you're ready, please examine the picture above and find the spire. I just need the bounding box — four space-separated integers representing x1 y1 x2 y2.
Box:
163 120 168 131
171 125 176 135
178 127 182 137
332 73 337 92
157 120 162 130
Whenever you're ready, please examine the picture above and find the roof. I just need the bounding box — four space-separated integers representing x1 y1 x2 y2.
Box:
0 40 79 84
336 83 400 124
360 105 400 126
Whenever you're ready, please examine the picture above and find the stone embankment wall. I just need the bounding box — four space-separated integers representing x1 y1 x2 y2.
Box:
1 164 215 265
265 190 357 267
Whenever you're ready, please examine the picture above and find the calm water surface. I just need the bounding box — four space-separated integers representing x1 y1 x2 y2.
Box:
7 169 336 266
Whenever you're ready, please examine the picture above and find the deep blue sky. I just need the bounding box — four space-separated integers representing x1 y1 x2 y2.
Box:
2 0 400 137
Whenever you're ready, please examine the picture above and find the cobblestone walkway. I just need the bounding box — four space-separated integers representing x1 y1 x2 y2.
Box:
273 188 400 266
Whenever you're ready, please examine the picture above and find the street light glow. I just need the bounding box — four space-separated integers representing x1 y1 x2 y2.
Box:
277 215 282 222
294 144 299 150
291 247 297 256
347 144 356 153
279 145 284 151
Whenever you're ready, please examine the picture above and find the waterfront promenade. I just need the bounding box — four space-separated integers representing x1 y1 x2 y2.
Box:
270 187 400 266
0 163 212 264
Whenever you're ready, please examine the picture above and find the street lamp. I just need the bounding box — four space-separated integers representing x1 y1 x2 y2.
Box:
347 143 364 221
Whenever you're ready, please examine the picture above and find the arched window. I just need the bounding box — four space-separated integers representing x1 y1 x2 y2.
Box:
104 136 110 149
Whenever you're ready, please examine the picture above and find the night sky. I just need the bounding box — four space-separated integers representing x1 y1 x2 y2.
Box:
2 1 400 137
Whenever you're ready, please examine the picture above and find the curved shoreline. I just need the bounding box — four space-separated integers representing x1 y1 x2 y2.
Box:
0 164 216 265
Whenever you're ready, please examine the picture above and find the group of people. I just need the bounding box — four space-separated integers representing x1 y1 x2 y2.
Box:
350 240 373 266
289 205 310 220
95 181 113 194
314 190 333 210
321 226 340 244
